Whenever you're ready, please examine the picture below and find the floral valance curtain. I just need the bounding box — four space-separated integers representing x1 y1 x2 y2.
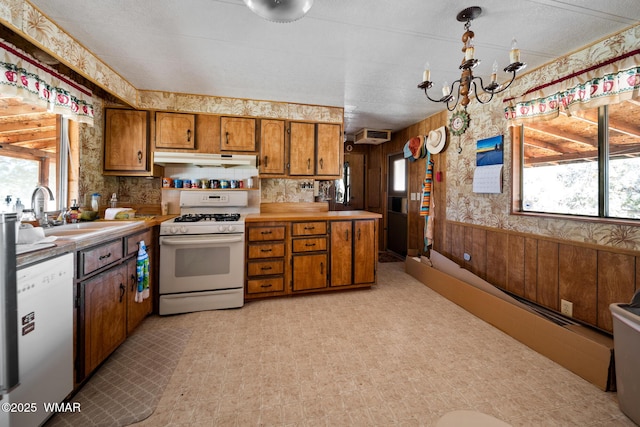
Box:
0 40 94 125
505 51 640 124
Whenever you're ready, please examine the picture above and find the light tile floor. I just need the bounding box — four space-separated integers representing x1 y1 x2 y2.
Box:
132 262 634 426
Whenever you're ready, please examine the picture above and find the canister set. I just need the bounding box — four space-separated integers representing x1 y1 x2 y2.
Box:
162 177 252 189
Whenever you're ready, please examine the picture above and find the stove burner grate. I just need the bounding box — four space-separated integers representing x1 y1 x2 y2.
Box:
173 213 241 223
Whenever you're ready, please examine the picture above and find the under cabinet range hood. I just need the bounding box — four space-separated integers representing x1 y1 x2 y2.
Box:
153 152 257 167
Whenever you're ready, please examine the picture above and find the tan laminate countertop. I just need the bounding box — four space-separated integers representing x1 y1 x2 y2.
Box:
245 210 382 222
16 215 175 268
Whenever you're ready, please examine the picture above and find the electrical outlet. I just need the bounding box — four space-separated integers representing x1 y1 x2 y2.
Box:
561 299 573 317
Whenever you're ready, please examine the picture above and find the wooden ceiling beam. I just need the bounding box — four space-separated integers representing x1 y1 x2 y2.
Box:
524 123 596 147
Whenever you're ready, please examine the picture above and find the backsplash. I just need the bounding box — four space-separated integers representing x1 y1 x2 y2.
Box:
260 179 315 203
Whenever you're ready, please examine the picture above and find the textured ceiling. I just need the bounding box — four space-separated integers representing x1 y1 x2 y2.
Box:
27 0 640 137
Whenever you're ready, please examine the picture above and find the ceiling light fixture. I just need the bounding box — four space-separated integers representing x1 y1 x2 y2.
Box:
418 6 526 112
243 0 314 23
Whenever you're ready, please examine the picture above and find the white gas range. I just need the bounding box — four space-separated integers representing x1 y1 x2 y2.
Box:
158 191 257 315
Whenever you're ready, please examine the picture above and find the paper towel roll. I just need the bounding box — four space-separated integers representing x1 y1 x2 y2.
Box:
104 208 135 220
17 226 46 244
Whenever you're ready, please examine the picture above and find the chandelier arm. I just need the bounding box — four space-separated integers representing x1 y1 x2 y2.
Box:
495 68 518 93
469 79 495 105
446 80 461 111
423 86 448 103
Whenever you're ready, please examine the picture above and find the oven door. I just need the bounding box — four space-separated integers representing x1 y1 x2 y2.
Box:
159 233 244 294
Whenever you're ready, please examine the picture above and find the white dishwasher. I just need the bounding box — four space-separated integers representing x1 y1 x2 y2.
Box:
6 252 74 427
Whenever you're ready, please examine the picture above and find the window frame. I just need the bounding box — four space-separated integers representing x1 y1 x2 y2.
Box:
511 104 639 226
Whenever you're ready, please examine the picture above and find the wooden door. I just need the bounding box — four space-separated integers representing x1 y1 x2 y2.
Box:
292 253 327 291
155 112 195 149
354 220 376 284
260 119 286 174
104 109 149 172
289 122 315 175
330 221 352 286
83 263 127 376
220 117 256 151
316 123 341 176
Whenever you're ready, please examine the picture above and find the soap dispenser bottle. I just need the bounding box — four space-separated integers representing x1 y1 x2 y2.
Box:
68 199 80 223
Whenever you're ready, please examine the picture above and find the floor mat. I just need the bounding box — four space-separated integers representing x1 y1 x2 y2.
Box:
46 327 192 427
378 251 404 262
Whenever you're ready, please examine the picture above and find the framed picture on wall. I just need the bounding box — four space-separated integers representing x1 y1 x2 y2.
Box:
476 135 504 166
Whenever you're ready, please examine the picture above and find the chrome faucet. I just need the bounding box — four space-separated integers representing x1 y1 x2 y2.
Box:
31 185 55 226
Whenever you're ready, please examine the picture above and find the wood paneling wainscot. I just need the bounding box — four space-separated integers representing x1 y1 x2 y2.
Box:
440 220 640 333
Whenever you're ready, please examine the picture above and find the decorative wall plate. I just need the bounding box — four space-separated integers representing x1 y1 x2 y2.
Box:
449 109 470 136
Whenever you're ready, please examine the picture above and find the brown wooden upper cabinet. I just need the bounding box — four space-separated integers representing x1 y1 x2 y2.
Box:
316 123 341 176
155 112 195 149
259 119 286 174
289 122 316 176
220 117 256 152
104 109 158 176
289 122 341 177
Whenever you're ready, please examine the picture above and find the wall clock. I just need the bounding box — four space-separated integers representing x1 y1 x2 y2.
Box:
449 110 470 136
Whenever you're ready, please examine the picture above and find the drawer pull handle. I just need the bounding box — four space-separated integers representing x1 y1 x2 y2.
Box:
260 266 273 271
307 158 311 170
99 252 112 261
119 283 125 303
225 131 230 144
260 248 272 253
260 284 272 288
345 230 349 241
261 230 272 235
358 229 361 240
137 151 142 163
130 274 136 292
319 158 324 169
264 155 269 168
304 226 315 230
320 262 324 275
305 243 316 247
187 129 191 142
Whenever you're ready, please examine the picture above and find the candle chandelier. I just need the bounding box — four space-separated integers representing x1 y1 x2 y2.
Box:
418 6 526 112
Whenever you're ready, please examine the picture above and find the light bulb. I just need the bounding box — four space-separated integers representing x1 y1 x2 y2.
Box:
442 81 450 97
510 38 520 64
465 37 475 61
491 60 498 83
423 62 431 82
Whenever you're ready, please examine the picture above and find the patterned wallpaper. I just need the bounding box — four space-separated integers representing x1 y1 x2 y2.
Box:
445 24 640 251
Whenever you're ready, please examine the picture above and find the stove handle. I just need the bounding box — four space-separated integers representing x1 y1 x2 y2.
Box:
161 235 244 246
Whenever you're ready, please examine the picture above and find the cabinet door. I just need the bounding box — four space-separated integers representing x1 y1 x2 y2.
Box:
330 221 352 287
155 112 195 149
292 253 327 291
127 252 152 335
104 109 149 172
289 122 315 175
260 119 286 174
221 117 256 151
316 123 341 176
82 263 128 376
354 220 376 284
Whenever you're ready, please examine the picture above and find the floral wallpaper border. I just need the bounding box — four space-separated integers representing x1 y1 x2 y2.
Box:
445 24 640 251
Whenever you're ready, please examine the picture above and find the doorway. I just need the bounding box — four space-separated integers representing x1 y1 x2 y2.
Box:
387 152 407 256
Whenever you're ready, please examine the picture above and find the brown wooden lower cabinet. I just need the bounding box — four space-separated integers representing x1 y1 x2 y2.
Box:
245 216 378 299
77 227 155 383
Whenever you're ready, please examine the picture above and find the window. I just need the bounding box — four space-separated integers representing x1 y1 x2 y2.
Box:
518 99 640 220
0 100 70 214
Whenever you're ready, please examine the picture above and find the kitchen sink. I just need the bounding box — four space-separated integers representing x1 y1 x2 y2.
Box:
43 221 139 240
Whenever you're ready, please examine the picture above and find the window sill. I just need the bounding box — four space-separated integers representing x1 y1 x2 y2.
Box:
511 210 639 227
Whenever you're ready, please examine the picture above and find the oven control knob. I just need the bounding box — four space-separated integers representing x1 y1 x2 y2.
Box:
180 226 188 234
228 225 236 232
170 226 179 234
218 225 228 232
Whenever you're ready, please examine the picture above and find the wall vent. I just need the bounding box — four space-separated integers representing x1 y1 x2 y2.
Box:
354 129 391 145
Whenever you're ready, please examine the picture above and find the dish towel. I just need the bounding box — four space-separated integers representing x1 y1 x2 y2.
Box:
420 151 434 251
136 240 150 303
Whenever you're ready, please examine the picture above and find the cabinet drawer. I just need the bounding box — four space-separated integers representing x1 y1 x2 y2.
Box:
248 242 285 259
80 240 123 277
292 237 327 253
248 260 284 277
248 226 285 242
125 229 152 256
247 277 284 294
292 221 326 236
